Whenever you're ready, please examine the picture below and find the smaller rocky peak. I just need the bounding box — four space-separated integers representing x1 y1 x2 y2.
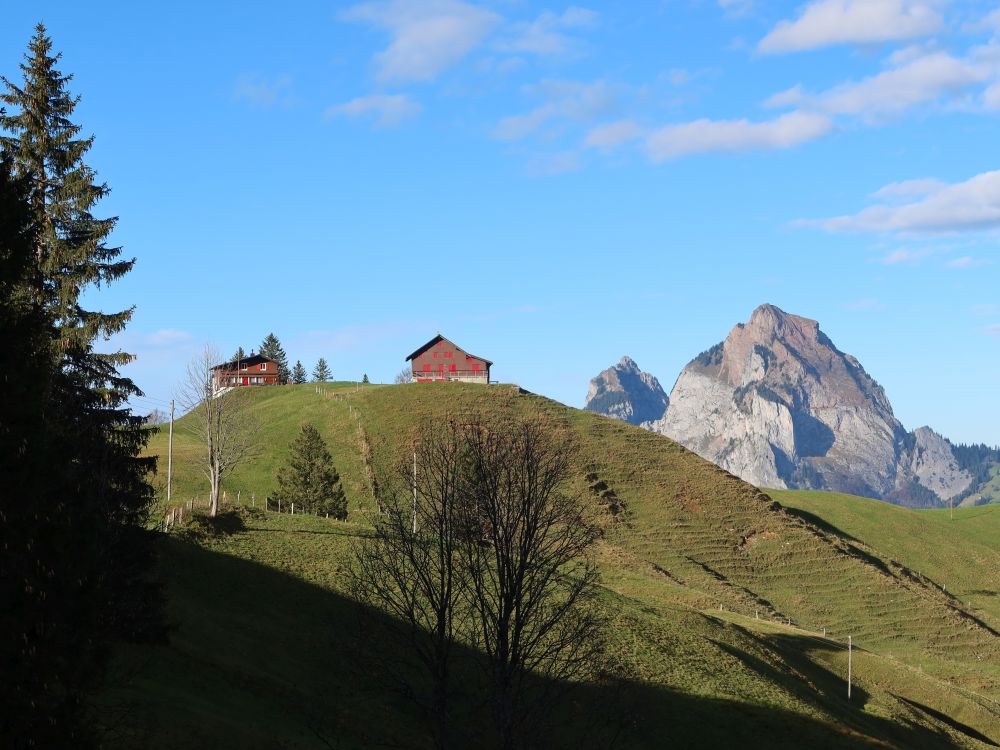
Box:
585 356 669 426
617 355 641 372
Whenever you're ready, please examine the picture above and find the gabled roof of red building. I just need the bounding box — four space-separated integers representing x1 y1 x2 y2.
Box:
211 353 277 370
405 334 493 365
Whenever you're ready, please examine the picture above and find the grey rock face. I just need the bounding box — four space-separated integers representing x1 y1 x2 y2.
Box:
656 304 906 498
904 427 972 501
587 304 977 507
584 356 668 426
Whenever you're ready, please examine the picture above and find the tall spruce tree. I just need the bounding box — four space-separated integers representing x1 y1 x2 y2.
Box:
313 357 331 382
1 29 159 746
231 345 246 364
259 332 289 383
291 360 307 384
1 24 136 361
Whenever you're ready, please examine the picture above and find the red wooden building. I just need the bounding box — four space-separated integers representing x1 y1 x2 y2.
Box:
211 353 281 393
406 334 492 384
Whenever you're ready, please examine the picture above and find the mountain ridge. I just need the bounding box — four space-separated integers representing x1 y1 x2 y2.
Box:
585 304 997 507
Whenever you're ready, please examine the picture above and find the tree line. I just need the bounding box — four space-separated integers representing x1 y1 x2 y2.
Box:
1 24 161 747
229 334 335 385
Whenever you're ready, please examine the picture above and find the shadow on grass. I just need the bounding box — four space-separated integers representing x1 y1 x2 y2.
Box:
99 531 990 750
781 506 863 545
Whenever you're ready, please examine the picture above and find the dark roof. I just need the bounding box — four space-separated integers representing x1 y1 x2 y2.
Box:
405 334 493 366
211 353 277 370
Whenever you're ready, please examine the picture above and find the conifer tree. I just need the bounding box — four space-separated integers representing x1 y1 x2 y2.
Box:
1 30 159 744
259 332 289 383
274 424 347 518
313 357 331 382
292 360 307 384
231 345 246 363
2 24 136 363
363 373 370 384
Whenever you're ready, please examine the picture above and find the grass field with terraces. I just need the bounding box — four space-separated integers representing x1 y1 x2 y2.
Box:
107 382 1000 748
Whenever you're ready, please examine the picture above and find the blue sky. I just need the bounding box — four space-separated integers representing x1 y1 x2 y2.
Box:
3 0 998 444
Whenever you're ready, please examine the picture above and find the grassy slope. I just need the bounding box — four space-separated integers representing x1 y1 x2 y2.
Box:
771 489 1000 634
112 383 1000 748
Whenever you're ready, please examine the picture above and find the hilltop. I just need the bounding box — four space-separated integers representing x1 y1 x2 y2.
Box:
108 382 1000 748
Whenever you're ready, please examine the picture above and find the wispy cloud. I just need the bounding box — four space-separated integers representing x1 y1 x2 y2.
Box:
526 150 583 176
948 255 991 268
584 119 644 150
811 169 1000 234
644 110 832 161
326 94 422 127
879 248 931 265
499 7 598 56
758 0 943 54
986 323 1000 336
764 51 985 121
344 0 500 83
493 79 616 141
233 74 293 107
844 298 885 311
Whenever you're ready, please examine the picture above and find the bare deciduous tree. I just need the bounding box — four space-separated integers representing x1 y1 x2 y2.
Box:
350 416 603 750
349 423 467 750
394 367 413 384
177 345 259 516
460 418 603 750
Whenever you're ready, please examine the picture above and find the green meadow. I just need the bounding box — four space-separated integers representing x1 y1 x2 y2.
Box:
107 383 1000 748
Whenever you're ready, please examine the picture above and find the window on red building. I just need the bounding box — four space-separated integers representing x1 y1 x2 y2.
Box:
423 364 431 372
449 364 456 372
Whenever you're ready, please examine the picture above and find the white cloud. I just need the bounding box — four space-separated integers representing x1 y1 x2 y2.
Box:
719 0 754 16
986 323 1000 336
645 110 832 161
759 0 943 54
871 178 947 200
815 169 1000 233
500 7 598 56
526 150 583 176
763 85 805 109
493 80 616 141
814 53 981 118
344 0 500 83
325 94 422 127
765 52 985 121
948 255 990 268
233 74 292 107
584 119 644 149
880 248 928 264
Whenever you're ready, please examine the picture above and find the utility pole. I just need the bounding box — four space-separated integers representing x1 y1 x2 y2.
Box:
412 450 418 534
848 635 853 699
167 399 174 505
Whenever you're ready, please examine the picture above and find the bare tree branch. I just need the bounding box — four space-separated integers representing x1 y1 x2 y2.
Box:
176 344 260 516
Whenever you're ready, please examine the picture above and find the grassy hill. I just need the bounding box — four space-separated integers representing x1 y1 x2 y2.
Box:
105 383 1000 748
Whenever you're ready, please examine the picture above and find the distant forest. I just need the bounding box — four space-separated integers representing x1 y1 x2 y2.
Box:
951 442 1000 504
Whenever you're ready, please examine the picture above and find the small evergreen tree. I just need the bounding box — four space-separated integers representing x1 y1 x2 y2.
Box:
274 424 347 518
313 357 331 382
231 345 246 363
291 360 307 384
259 332 289 383
362 373 370 384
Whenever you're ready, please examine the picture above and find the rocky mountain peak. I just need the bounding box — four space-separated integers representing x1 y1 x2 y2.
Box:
584 356 668 427
586 304 977 507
